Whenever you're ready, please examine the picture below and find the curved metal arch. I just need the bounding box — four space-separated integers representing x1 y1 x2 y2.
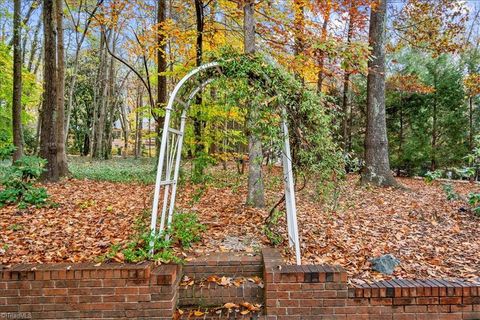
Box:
150 62 301 264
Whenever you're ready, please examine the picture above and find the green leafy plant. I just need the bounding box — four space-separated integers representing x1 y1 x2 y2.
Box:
0 156 49 208
0 144 15 160
191 152 215 184
442 183 459 201
468 193 480 216
424 170 442 184
103 211 204 263
263 209 284 246
170 212 206 248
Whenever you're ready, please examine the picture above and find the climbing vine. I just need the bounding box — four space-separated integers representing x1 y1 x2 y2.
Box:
211 48 344 188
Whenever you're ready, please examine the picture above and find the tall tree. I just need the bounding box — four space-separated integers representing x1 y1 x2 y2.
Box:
12 0 24 161
56 0 68 176
193 0 204 157
156 0 167 155
361 0 397 186
40 0 59 181
244 0 265 207
64 0 104 142
316 1 332 92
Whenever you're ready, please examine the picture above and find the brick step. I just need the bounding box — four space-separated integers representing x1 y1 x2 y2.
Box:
183 252 263 279
175 305 265 319
179 276 264 307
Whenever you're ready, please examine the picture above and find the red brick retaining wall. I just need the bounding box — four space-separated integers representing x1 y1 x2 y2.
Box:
262 248 480 320
0 262 180 319
1 250 479 319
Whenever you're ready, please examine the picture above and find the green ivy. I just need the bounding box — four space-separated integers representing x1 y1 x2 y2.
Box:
0 156 49 208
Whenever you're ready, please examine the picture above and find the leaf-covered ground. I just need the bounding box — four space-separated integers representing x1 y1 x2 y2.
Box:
0 169 478 282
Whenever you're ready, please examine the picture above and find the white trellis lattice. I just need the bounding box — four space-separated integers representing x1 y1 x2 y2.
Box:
150 62 302 265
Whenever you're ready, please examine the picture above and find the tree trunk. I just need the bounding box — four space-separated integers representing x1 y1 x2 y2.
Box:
398 95 404 176
342 9 354 153
64 1 103 141
103 33 116 159
193 0 204 157
27 19 42 73
244 0 265 207
469 96 474 151
361 0 397 187
135 86 143 159
12 0 24 162
156 0 167 157
293 0 305 82
316 9 330 92
39 0 59 181
92 30 110 159
430 66 438 171
55 0 69 176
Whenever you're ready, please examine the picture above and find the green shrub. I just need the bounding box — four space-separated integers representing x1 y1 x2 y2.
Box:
0 156 49 208
102 211 204 263
468 193 480 216
0 144 15 161
424 170 442 184
442 183 459 201
191 152 215 184
263 209 284 246
170 212 206 248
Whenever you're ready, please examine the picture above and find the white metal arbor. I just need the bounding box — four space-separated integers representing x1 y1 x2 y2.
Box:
149 62 302 264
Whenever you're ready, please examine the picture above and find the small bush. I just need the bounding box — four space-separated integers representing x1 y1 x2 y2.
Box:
424 170 442 184
170 212 206 248
468 193 480 216
263 209 284 246
102 211 205 263
442 183 459 201
0 156 49 208
0 144 15 160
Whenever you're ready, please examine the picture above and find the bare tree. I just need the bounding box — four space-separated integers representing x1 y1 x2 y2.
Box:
361 0 397 186
64 0 104 141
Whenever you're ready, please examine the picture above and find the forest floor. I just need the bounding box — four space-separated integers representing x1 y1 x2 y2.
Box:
0 158 479 283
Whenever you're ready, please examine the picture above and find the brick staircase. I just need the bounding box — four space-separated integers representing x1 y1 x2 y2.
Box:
176 253 267 319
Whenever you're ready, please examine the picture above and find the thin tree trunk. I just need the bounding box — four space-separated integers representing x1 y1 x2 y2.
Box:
244 0 265 207
103 31 116 159
135 86 143 159
8 0 40 47
40 0 59 181
33 46 43 76
55 0 69 176
93 30 110 159
27 19 42 73
12 0 24 162
64 0 103 141
469 96 474 151
431 90 437 171
342 9 354 153
361 0 397 187
398 95 404 176
316 10 330 92
293 0 305 82
193 0 204 157
156 0 167 157
21 30 28 66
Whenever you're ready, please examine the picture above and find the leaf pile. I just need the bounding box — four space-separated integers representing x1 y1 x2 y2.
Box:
174 301 262 319
179 275 264 288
